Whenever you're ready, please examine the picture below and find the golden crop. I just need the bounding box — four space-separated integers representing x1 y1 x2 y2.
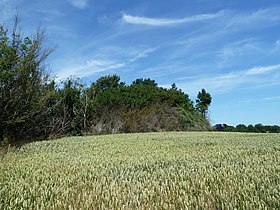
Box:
0 132 279 209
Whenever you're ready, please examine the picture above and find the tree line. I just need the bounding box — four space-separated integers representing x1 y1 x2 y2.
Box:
0 22 212 144
213 124 280 133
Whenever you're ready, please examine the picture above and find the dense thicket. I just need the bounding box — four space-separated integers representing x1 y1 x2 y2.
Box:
86 76 210 134
213 123 280 133
0 23 211 144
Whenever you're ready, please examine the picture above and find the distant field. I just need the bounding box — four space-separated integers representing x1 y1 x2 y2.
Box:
0 132 279 209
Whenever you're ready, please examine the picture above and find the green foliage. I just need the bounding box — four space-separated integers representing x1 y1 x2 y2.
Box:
179 107 210 131
0 20 52 143
1 132 279 209
87 77 210 134
171 83 177 90
55 77 85 135
91 74 121 96
213 123 280 133
132 78 157 87
236 124 247 132
195 88 212 118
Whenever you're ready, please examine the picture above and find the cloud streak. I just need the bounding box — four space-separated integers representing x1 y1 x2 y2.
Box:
122 11 224 26
55 47 157 81
264 96 280 101
175 64 280 96
128 47 157 63
68 0 88 9
56 59 125 81
0 0 19 22
224 7 280 30
244 65 280 76
276 40 280 48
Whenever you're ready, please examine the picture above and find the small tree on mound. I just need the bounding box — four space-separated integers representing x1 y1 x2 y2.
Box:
195 88 212 118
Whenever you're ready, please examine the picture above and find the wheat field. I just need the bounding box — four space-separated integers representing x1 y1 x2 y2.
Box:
0 132 279 209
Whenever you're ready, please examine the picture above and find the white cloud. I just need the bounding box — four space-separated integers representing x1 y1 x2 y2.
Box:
264 96 280 101
128 47 157 63
55 47 157 81
244 64 280 76
276 40 280 47
174 64 280 96
56 59 125 81
122 11 224 26
224 8 280 30
217 39 261 69
68 0 88 9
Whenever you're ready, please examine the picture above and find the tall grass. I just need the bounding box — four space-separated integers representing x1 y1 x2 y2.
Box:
0 132 279 209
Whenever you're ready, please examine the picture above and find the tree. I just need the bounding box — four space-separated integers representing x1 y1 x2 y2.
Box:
223 124 236 132
91 74 121 96
254 123 266 133
132 78 157 87
58 77 84 135
247 124 257 133
213 124 224 131
236 124 247 132
171 83 177 90
195 89 212 118
0 17 53 143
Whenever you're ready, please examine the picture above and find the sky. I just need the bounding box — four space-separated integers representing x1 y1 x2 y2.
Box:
1 0 280 126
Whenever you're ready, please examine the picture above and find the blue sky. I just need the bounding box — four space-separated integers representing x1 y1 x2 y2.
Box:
1 0 280 126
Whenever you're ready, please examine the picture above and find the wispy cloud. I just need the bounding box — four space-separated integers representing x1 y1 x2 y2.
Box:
237 96 280 104
244 65 280 76
224 7 280 31
68 0 88 9
56 59 125 81
218 38 259 59
128 47 157 63
177 7 280 48
55 47 157 81
37 9 65 18
174 64 280 96
276 40 280 48
264 96 280 101
0 0 19 22
122 11 224 26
